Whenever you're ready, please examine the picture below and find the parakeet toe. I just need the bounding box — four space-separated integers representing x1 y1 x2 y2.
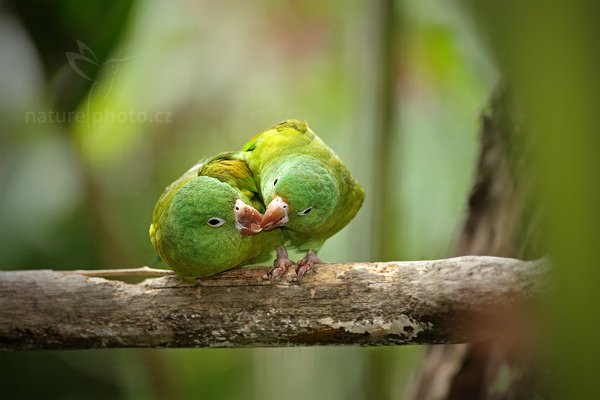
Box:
295 250 323 277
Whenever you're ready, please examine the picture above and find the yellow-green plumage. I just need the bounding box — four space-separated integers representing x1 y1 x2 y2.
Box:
149 154 282 281
198 152 261 205
242 119 364 255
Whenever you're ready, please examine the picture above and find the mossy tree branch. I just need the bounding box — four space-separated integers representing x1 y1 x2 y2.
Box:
0 256 545 351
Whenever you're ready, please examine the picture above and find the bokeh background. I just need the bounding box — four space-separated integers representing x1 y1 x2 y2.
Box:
1 1 598 399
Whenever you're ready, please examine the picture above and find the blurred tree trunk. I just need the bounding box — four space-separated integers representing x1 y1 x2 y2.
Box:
407 87 543 400
365 0 401 398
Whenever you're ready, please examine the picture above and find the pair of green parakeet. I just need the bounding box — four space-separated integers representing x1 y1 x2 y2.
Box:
149 119 364 281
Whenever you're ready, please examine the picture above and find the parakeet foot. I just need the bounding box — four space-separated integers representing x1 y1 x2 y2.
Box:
267 247 295 281
295 250 323 277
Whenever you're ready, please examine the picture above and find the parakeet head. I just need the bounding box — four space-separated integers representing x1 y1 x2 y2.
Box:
260 157 339 232
150 176 263 276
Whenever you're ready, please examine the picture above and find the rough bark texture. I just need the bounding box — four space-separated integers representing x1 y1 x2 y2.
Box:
0 257 545 351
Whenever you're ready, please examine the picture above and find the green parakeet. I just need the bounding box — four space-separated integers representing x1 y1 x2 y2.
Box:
240 119 365 278
149 153 282 281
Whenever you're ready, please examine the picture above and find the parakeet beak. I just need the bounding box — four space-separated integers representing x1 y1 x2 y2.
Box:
261 196 289 230
234 199 263 237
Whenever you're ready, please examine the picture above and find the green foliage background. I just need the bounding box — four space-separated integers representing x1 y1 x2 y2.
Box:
12 0 600 399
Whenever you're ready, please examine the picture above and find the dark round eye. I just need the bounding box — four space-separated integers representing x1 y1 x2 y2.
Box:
297 207 312 216
273 178 279 186
206 217 225 227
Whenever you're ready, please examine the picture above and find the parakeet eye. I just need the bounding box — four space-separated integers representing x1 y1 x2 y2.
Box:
297 207 312 216
273 178 279 186
206 217 225 227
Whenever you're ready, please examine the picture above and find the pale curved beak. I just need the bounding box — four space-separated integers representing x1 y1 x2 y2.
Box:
234 199 263 237
261 196 289 230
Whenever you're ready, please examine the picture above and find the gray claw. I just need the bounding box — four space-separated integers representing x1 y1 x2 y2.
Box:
267 246 295 281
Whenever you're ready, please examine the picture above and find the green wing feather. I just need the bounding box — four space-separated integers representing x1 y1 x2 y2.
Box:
149 163 201 265
151 163 200 233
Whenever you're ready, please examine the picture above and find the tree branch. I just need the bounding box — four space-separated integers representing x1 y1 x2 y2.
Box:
65 266 176 278
0 256 546 350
